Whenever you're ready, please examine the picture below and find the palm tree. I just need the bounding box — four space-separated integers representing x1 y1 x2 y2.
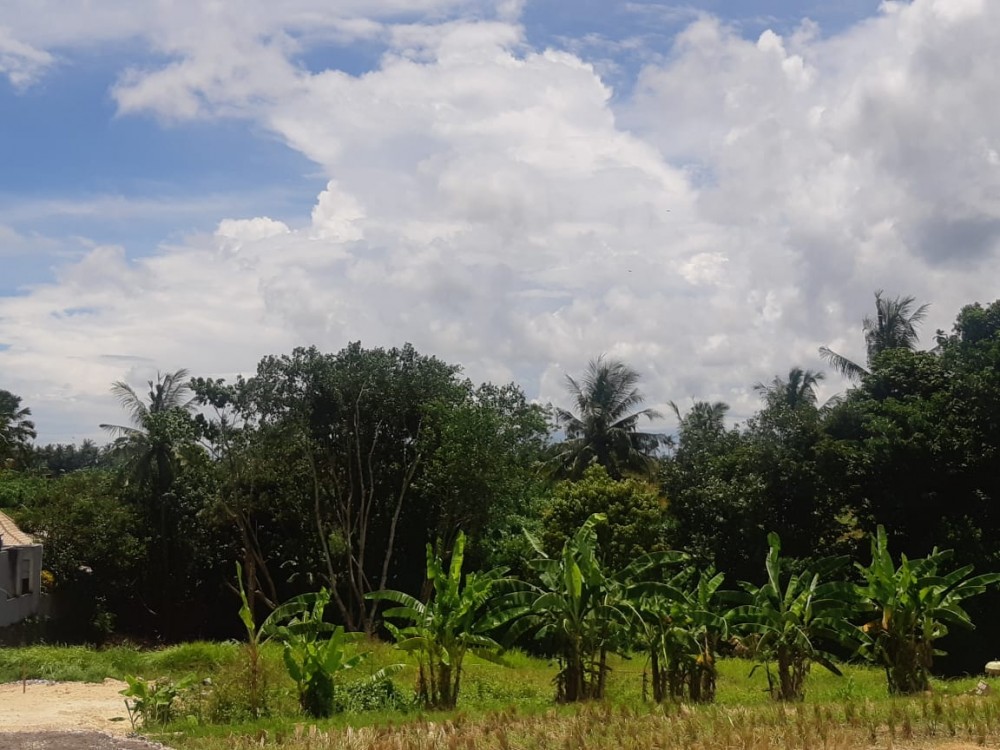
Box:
100 369 195 494
753 367 824 410
100 369 196 635
553 356 667 479
0 389 36 466
819 291 929 381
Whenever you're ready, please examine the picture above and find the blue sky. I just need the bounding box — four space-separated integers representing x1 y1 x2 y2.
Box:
2 0 999 443
0 1 877 271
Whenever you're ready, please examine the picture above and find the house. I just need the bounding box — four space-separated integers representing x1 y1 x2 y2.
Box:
0 510 44 627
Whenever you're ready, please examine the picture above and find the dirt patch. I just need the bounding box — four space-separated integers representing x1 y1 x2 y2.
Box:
0 679 133 735
0 679 170 748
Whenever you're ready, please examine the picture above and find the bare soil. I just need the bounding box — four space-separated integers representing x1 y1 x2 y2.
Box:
0 680 168 749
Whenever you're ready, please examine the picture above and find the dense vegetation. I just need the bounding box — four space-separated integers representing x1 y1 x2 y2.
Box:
4 292 1000 685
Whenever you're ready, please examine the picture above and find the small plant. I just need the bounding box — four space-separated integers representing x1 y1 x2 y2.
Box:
120 673 197 729
339 675 413 713
265 588 399 718
234 561 271 718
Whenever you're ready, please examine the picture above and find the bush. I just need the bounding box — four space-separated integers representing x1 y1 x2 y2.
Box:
339 676 413 713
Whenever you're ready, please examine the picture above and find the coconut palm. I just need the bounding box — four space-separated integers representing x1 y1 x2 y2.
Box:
100 369 196 494
0 389 36 465
669 400 730 453
819 291 929 381
754 367 825 410
100 369 197 636
553 356 667 479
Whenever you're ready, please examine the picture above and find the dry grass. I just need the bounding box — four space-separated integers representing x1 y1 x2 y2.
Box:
175 692 1000 750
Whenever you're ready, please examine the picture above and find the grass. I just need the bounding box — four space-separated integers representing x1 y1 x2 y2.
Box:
1 641 997 749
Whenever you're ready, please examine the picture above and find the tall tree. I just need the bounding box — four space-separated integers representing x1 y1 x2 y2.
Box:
100 369 198 494
820 290 929 381
99 369 203 637
553 356 667 479
0 389 36 466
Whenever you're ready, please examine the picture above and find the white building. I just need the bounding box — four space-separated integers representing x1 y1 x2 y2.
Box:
0 510 44 627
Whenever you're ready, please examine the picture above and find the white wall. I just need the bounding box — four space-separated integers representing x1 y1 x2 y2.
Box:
0 544 44 628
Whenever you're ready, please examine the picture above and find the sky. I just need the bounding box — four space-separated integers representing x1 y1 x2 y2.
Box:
1 0 999 444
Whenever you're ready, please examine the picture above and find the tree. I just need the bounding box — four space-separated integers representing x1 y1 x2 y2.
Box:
754 367 824 411
99 369 204 638
820 290 929 381
553 356 667 479
541 464 667 572
100 369 198 496
0 389 36 467
631 564 728 703
14 470 146 641
204 343 544 636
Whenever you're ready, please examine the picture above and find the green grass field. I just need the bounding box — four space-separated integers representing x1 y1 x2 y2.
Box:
1 641 997 749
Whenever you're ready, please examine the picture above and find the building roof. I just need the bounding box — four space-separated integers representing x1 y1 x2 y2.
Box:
0 510 36 547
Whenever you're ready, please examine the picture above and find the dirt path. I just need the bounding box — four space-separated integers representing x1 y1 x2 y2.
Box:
0 680 168 749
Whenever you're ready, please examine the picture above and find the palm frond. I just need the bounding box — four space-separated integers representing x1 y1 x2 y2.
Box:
818 346 869 382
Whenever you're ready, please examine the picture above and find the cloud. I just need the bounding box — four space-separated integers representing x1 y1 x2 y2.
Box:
0 26 53 87
3 0 1000 441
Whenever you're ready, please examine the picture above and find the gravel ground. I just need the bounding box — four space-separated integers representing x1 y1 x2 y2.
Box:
0 731 170 749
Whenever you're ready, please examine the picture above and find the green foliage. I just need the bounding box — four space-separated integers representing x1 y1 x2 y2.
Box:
552 356 668 480
631 563 728 703
338 675 414 713
369 531 509 709
854 525 1000 694
731 533 855 701
263 588 396 718
541 465 666 571
121 673 198 728
499 513 634 702
0 389 36 468
12 469 146 642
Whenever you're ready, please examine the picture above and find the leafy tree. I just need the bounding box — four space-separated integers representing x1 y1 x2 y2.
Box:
732 533 854 701
855 526 1000 694
820 290 929 381
0 389 36 467
32 440 109 474
14 470 146 641
415 383 549 564
197 343 544 636
540 464 666 571
369 532 509 709
553 356 667 479
661 400 765 579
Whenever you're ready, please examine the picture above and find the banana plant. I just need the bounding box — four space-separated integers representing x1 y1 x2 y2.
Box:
490 513 634 702
855 525 1000 694
367 531 511 709
263 588 399 718
731 532 856 701
630 564 729 703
